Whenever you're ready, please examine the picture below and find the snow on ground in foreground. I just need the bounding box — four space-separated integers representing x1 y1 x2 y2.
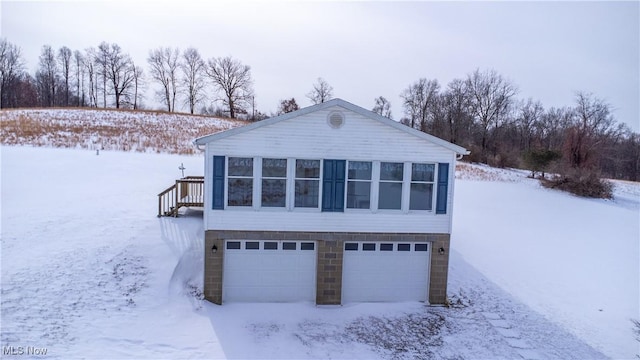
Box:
0 146 632 359
454 163 640 359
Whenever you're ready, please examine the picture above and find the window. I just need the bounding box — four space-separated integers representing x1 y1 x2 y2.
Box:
410 163 435 210
347 161 372 209
262 158 287 207
264 242 278 250
415 243 428 251
380 243 393 251
378 162 403 210
245 241 259 250
301 242 315 250
295 159 320 208
283 242 297 250
398 243 410 251
228 157 253 206
226 241 241 250
345 243 358 251
363 243 376 251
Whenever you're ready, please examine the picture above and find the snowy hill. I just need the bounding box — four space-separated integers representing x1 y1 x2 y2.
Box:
0 108 246 154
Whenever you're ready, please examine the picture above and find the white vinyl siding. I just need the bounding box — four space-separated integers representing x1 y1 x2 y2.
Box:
202 106 459 234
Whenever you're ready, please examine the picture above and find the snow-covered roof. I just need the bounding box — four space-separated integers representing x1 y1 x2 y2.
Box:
194 98 470 155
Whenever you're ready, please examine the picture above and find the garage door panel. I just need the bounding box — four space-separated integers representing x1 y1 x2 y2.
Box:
223 240 316 303
342 241 430 303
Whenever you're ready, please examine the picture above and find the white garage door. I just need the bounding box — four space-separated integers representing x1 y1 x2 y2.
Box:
342 242 430 303
223 240 316 302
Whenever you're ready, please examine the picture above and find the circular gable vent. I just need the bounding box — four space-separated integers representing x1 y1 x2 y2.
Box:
327 111 345 129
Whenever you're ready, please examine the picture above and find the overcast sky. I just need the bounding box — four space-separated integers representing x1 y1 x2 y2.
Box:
2 1 638 131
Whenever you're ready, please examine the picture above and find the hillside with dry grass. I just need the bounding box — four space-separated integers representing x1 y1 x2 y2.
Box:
0 108 247 154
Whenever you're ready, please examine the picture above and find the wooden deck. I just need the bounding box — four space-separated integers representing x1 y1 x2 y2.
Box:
158 176 204 217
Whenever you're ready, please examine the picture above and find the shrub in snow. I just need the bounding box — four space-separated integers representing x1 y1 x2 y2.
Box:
542 168 613 199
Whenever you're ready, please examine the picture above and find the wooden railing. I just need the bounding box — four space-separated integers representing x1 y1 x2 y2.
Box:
158 176 204 217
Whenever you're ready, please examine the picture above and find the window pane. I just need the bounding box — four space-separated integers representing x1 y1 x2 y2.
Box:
412 163 435 182
264 241 278 250
246 241 259 249
228 178 253 206
295 159 320 178
345 243 358 251
415 243 428 251
410 183 433 210
262 158 287 177
380 243 393 251
262 179 286 207
378 182 402 209
363 243 376 251
295 180 319 208
226 241 241 249
380 162 403 181
398 243 410 251
347 181 371 209
301 242 315 250
348 161 372 180
283 242 296 250
228 157 253 176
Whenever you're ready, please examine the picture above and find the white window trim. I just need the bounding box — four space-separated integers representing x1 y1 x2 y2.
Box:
259 157 289 210
408 162 437 213
293 158 322 211
222 157 440 215
225 156 255 209
344 160 373 211
376 161 405 212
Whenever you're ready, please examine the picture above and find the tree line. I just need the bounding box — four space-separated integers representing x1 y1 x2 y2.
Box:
1 38 638 183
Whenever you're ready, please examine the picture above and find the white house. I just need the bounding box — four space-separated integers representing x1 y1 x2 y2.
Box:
194 98 468 305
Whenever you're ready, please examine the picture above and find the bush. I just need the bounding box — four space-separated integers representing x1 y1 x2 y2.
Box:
542 169 613 199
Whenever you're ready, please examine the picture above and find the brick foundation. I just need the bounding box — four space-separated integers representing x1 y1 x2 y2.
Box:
203 230 451 305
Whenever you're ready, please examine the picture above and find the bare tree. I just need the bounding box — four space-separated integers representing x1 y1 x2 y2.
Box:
372 96 392 118
73 50 85 106
102 43 135 109
306 77 333 104
0 38 26 108
277 97 299 115
400 78 440 131
84 47 98 107
96 42 110 107
516 98 545 151
465 68 518 157
440 78 473 145
57 46 72 106
564 92 617 169
36 45 58 106
180 47 205 114
148 47 180 112
132 65 145 110
205 56 253 118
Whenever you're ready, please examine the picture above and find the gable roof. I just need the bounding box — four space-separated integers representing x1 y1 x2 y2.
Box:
195 98 470 155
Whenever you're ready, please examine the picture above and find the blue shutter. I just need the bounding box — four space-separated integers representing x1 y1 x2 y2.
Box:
436 163 449 214
212 156 225 210
334 160 345 212
322 160 346 212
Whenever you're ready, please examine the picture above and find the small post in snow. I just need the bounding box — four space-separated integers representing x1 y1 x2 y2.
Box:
96 149 99 155
179 163 186 178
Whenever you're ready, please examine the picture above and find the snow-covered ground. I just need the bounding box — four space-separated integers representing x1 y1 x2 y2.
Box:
1 146 637 359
